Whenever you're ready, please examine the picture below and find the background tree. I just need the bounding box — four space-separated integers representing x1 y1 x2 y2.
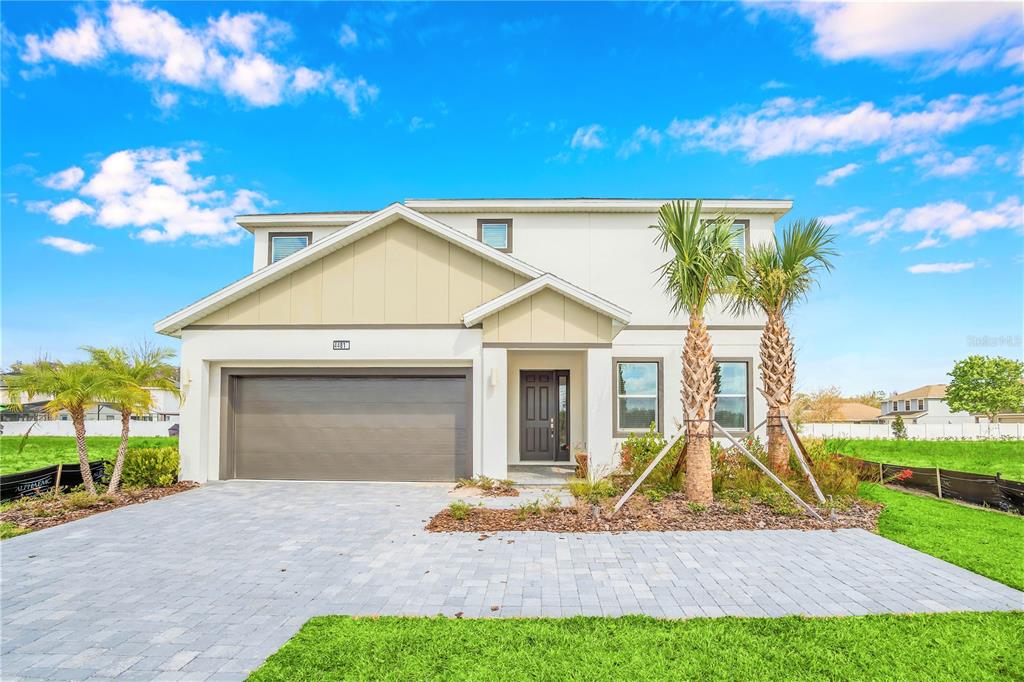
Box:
5 361 109 495
652 199 741 503
891 414 908 440
85 344 180 495
847 390 884 409
946 355 1024 424
731 218 837 473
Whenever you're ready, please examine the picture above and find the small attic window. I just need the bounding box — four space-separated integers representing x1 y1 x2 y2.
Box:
269 232 312 263
477 219 512 252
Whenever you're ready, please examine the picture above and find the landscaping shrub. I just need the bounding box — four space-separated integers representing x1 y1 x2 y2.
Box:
619 424 683 490
567 477 617 504
118 447 179 488
448 501 472 520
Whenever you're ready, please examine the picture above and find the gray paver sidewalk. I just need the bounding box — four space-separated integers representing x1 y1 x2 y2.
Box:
2 481 1021 681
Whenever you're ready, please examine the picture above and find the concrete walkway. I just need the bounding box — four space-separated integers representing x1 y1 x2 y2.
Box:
2 481 1021 681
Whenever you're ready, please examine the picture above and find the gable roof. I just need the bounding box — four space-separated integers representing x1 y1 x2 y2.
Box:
892 384 947 400
836 402 881 422
461 273 631 328
154 203 543 336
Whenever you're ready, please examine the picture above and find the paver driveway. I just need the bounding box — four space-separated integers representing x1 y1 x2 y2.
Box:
2 481 1022 681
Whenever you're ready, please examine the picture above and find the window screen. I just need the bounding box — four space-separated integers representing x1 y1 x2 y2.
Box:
714 361 748 430
271 234 310 263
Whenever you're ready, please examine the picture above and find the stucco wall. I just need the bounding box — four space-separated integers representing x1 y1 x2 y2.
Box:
198 219 528 327
482 289 615 344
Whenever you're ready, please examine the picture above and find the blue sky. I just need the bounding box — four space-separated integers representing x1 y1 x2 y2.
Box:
2 1 1022 394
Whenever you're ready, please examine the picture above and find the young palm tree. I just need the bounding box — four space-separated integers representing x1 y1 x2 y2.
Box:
6 360 110 495
85 345 179 494
652 200 742 503
731 218 837 474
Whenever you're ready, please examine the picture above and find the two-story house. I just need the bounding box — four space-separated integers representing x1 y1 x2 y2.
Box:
878 384 974 425
155 198 791 483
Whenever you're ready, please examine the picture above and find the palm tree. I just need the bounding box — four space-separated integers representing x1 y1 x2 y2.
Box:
731 218 837 473
85 345 179 494
652 200 742 503
5 360 110 495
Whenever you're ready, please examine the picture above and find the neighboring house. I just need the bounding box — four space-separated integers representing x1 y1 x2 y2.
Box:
155 198 793 483
878 384 973 425
0 376 180 422
834 402 881 423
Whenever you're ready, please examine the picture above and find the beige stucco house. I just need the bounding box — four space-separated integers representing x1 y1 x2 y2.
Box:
155 198 791 483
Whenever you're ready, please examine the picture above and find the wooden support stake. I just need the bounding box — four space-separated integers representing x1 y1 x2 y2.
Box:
781 417 826 504
935 467 943 498
54 463 63 494
714 422 823 521
612 429 685 515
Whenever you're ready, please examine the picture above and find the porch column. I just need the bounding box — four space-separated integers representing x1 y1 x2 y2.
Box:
480 347 508 479
585 347 614 476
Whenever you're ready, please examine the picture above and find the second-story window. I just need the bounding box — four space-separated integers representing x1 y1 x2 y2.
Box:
477 219 512 252
730 220 749 255
269 232 312 264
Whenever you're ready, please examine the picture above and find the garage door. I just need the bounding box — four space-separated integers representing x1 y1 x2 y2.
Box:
226 372 470 481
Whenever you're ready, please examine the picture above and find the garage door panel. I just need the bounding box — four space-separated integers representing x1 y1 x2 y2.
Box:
229 374 469 481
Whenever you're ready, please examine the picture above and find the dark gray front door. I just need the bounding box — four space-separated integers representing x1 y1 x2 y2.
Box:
228 373 469 481
520 371 557 461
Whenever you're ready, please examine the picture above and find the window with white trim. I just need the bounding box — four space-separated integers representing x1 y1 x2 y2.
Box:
477 219 512 252
270 234 310 263
714 361 749 430
615 361 660 432
729 221 747 255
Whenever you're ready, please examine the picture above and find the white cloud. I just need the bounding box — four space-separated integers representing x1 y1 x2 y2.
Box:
907 261 976 274
761 79 787 90
338 24 358 48
22 15 105 65
666 86 1023 161
17 4 377 113
48 198 95 224
41 166 85 190
767 2 1021 74
34 146 268 245
618 126 663 158
407 116 433 133
816 162 860 187
570 124 606 150
820 208 866 227
851 196 1022 246
40 236 97 255
916 149 981 178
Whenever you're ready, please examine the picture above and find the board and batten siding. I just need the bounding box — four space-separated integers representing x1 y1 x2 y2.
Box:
192 220 529 326
481 288 614 344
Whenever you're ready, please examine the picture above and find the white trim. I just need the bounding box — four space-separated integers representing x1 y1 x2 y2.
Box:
236 213 372 232
155 203 544 337
406 198 793 218
462 273 631 327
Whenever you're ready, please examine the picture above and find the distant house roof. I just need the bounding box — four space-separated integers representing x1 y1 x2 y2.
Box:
836 402 881 422
892 384 947 400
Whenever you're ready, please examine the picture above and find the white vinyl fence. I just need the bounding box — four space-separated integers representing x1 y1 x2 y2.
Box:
799 422 1024 440
0 420 177 437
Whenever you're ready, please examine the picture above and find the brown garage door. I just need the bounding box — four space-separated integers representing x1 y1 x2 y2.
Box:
226 372 470 481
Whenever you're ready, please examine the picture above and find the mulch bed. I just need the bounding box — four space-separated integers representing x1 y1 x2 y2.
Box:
427 493 881 533
452 483 520 498
1 482 199 534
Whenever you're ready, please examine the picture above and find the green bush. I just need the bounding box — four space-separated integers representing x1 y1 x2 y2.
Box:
619 424 683 491
448 500 472 520
566 477 617 504
118 447 179 488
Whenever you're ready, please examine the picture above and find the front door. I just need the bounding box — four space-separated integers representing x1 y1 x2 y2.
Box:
520 370 570 462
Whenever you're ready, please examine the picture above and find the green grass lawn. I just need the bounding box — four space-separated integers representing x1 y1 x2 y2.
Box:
839 439 1024 480
860 483 1024 591
249 612 1023 681
0 436 178 474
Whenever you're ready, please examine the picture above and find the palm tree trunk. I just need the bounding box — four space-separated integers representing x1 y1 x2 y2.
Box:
107 409 131 495
682 315 716 503
761 311 795 474
71 408 97 495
